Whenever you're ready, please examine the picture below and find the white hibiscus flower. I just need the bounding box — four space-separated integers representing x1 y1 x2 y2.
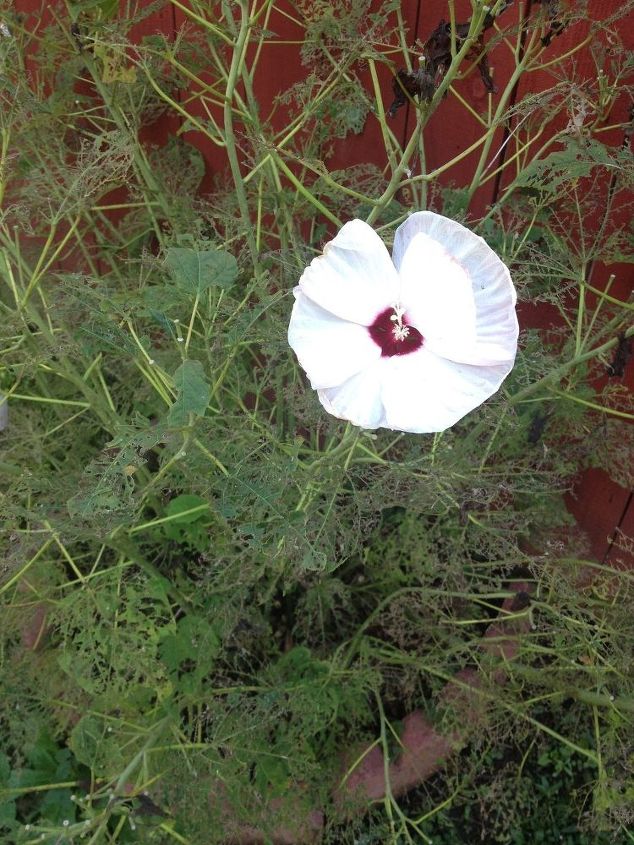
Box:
288 211 518 433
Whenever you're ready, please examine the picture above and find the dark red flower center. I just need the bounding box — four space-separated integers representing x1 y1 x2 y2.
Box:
368 306 424 357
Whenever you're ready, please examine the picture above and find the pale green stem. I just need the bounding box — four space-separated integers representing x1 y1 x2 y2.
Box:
366 5 493 226
223 0 258 265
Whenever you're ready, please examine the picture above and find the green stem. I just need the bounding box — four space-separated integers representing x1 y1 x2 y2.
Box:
466 23 540 205
223 0 258 265
366 5 493 225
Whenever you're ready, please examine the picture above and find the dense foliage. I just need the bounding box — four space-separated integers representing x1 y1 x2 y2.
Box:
0 1 633 843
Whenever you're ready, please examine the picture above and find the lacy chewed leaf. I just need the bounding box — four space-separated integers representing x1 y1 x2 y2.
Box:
588 418 634 488
513 138 627 196
167 360 210 427
165 246 238 295
108 413 169 453
78 319 141 356
66 419 166 526
150 137 206 199
67 451 135 523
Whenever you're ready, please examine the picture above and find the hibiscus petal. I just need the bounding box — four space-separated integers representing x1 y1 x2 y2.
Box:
288 291 381 389
393 211 518 366
381 346 511 433
317 359 388 429
397 230 478 356
298 220 400 325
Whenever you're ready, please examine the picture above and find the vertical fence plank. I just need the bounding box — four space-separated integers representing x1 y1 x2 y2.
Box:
467 0 634 563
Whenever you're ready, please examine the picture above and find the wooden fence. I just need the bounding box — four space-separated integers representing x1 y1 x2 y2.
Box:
13 0 634 565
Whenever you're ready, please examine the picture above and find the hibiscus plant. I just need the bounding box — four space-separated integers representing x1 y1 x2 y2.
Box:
0 1 632 844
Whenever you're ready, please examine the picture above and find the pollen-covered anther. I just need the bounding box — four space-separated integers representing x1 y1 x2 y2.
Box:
390 304 411 341
392 322 410 341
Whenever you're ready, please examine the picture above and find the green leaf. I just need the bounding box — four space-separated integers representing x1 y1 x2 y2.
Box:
255 755 290 794
0 752 16 827
158 614 220 695
68 716 102 769
167 360 210 427
0 798 15 828
68 0 118 20
69 716 124 778
165 247 238 295
513 137 624 197
166 494 208 524
163 494 210 544
0 752 10 785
